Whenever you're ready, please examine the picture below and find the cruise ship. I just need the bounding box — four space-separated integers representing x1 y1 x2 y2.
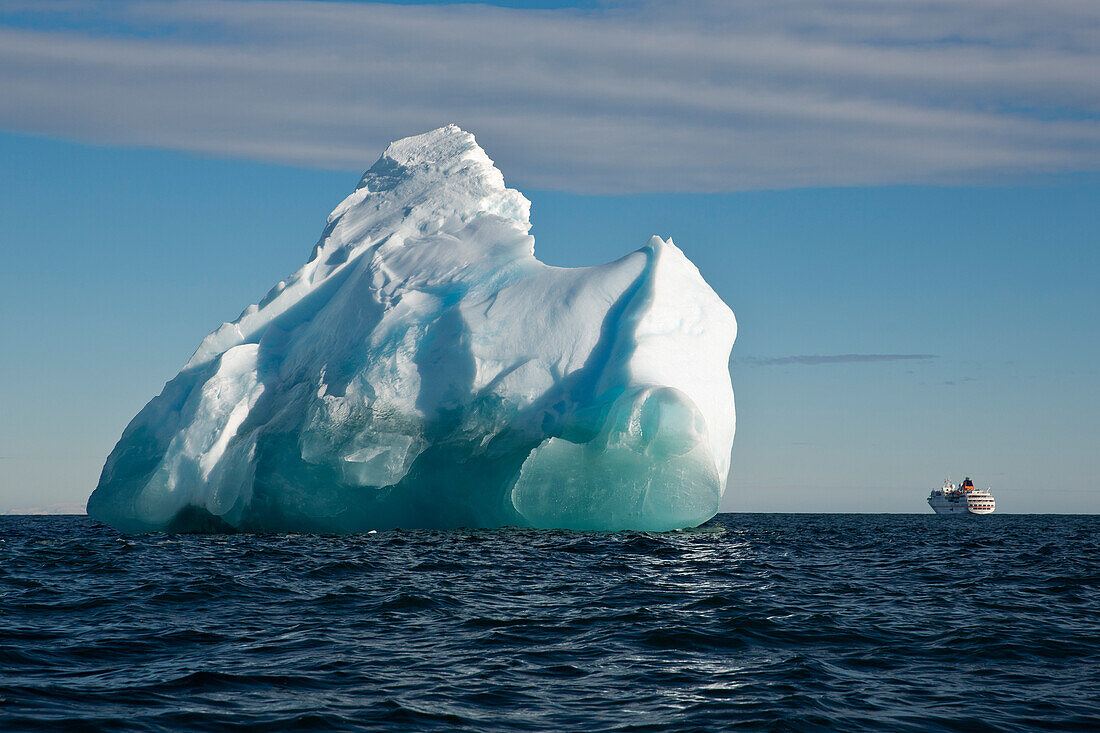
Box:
927 477 995 515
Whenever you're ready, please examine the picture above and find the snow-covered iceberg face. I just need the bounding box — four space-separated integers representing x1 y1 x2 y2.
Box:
87 125 736 533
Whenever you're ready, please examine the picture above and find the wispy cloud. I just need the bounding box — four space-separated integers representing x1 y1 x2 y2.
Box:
0 0 1097 192
739 354 938 366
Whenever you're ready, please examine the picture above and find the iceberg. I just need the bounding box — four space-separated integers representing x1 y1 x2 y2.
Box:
88 126 736 533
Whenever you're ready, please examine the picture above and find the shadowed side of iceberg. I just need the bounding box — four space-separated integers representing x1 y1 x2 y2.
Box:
511 386 721 531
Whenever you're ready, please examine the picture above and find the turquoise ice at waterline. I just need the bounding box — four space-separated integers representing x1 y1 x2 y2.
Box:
87 127 736 533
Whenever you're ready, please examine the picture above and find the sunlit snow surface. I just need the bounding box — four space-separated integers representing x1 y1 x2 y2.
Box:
88 126 736 533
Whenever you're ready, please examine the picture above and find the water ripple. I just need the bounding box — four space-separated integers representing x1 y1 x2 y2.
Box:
1 514 1097 731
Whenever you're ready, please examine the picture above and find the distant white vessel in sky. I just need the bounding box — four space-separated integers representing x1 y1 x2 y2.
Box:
928 477 996 515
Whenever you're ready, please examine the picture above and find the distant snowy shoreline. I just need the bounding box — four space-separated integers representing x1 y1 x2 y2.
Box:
2 502 87 516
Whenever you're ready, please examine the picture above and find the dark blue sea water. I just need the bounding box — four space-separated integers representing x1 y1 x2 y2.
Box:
1 514 1096 731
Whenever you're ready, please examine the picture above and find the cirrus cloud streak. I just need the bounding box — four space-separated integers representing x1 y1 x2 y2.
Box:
739 354 939 367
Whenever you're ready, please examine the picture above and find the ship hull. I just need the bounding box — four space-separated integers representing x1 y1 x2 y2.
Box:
929 504 994 515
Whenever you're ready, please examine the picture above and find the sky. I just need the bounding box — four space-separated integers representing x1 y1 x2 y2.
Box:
0 0 1098 514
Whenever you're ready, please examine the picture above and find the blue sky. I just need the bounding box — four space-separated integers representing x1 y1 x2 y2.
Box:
1 0 1098 513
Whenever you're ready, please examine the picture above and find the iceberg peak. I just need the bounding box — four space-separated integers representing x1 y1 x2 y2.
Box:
369 124 486 173
88 127 736 533
183 125 530 372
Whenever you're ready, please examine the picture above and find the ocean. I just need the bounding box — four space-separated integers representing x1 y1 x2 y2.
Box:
1 514 1096 731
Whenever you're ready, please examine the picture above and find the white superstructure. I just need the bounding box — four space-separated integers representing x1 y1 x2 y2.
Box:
927 477 995 515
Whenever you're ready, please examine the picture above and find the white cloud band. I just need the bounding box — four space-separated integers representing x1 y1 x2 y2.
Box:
1 0 1098 192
